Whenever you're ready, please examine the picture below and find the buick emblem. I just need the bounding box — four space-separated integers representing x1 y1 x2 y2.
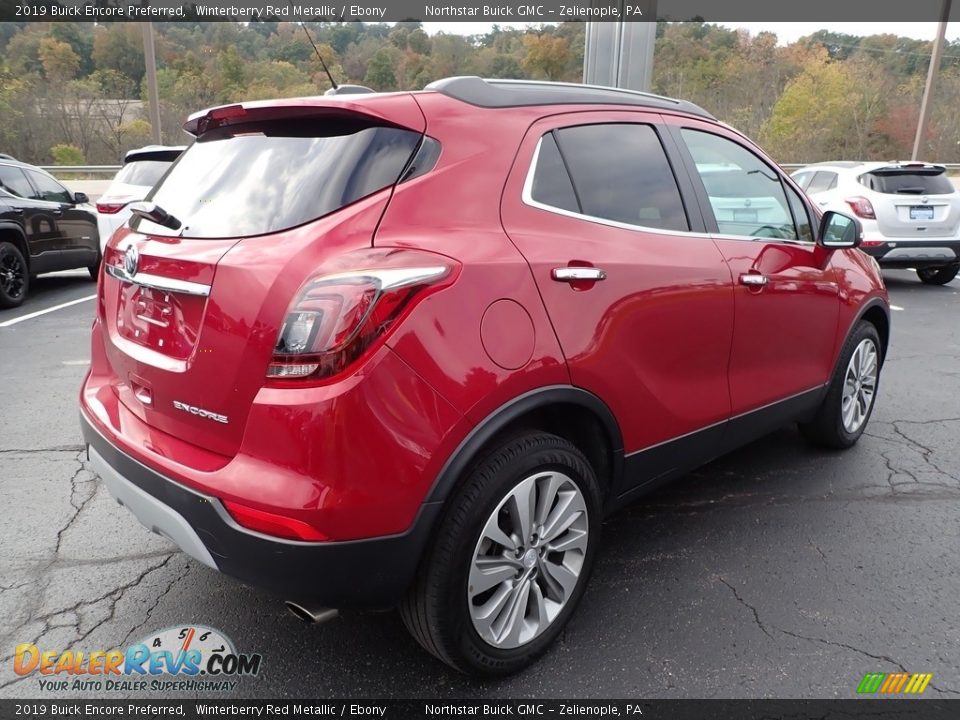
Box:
124 245 139 276
921 196 929 204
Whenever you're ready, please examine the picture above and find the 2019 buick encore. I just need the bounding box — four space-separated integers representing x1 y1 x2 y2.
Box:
80 77 890 675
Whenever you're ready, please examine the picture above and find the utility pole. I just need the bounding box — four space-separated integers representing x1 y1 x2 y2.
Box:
912 1 952 161
142 22 162 144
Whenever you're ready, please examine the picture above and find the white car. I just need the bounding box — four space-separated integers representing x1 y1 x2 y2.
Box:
792 161 960 285
96 145 184 250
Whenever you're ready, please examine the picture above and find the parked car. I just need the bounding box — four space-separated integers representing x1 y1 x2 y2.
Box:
80 77 889 675
793 161 960 285
0 158 99 308
96 145 185 250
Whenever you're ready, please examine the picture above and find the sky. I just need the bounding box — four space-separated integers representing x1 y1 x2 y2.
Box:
421 22 960 44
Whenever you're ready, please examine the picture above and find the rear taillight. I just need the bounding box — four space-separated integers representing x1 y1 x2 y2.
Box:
844 196 876 219
96 197 133 214
222 499 328 541
267 255 455 382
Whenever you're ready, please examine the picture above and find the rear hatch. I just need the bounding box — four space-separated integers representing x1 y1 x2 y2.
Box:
98 94 425 458
859 164 960 238
98 147 186 211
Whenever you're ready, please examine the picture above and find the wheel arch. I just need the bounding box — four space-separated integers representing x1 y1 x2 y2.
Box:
424 386 625 507
0 222 30 271
855 298 890 364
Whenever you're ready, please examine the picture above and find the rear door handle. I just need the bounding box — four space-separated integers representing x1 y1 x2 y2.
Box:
739 273 768 287
552 267 607 282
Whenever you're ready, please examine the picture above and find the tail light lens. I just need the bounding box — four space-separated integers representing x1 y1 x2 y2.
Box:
96 197 134 214
267 256 455 382
844 196 876 219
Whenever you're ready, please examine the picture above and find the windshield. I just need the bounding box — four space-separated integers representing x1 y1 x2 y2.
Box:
135 121 421 239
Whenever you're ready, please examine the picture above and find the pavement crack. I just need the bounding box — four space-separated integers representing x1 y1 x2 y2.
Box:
53 451 98 558
717 576 774 640
0 445 85 455
122 560 193 646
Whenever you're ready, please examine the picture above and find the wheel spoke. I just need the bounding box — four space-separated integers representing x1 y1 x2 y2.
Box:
541 490 584 543
469 556 519 597
506 478 536 544
471 583 514 640
493 578 531 645
540 558 579 602
546 527 588 554
533 472 563 528
481 521 518 552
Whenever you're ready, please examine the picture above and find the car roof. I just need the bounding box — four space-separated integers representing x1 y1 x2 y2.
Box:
424 76 715 118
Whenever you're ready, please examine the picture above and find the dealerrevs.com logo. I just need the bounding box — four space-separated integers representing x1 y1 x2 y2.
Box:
13 625 262 693
857 672 933 695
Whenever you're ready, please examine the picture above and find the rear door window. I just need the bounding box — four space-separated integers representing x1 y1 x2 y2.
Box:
529 132 579 213
550 123 689 231
0 165 36 199
859 169 955 195
136 122 422 238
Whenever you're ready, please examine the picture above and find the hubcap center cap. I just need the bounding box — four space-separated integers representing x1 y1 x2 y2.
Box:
522 548 537 569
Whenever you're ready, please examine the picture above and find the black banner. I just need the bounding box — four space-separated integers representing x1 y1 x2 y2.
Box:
2 700 960 720
2 0 960 23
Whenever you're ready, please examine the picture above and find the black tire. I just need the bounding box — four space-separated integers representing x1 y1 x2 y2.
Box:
0 240 29 309
800 320 881 449
88 249 102 281
400 432 602 676
917 264 959 285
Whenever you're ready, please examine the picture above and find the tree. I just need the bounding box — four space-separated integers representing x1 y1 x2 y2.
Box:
521 33 570 80
39 37 80 83
364 47 400 91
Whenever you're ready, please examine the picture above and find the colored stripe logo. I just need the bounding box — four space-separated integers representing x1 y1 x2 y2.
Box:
857 672 932 694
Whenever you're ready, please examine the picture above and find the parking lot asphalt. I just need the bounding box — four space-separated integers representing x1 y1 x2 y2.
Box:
0 269 958 700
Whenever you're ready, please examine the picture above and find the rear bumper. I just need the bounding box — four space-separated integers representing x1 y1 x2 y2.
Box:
861 238 960 268
81 409 441 608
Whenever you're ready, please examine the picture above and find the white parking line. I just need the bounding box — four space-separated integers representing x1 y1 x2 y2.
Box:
0 294 96 328
891 305 905 311
62 360 90 366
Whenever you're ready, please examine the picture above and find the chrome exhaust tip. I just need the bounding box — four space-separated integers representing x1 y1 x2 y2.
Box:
285 601 339 625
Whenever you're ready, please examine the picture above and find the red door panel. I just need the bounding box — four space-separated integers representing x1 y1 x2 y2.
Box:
500 112 735 454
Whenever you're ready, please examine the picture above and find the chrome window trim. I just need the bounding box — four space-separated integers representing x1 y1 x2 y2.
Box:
520 136 701 239
105 264 211 297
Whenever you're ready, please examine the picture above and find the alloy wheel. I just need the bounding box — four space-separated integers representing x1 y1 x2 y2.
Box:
0 249 25 299
841 338 878 433
467 471 588 649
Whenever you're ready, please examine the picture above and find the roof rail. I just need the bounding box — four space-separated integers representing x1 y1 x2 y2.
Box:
425 76 714 119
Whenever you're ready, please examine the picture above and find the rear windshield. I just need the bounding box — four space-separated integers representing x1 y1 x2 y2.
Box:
135 121 421 239
859 169 955 195
115 159 177 187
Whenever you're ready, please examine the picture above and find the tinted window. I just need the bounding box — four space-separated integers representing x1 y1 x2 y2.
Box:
859 169 955 195
25 169 72 203
0 165 36 198
553 123 689 231
138 122 421 238
681 129 798 241
115 159 176 187
807 171 837 194
530 132 579 213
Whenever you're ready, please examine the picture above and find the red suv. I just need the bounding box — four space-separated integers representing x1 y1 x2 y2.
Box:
80 77 889 675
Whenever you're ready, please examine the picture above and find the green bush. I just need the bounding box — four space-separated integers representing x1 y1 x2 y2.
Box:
50 144 85 166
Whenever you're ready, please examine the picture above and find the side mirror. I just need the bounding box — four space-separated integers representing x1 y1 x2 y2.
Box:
73 191 89 204
818 210 862 249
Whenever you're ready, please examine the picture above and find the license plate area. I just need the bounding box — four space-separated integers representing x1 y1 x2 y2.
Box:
116 284 203 360
910 206 935 221
733 209 758 223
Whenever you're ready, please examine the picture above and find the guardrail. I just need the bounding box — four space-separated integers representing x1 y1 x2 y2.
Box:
41 165 121 175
